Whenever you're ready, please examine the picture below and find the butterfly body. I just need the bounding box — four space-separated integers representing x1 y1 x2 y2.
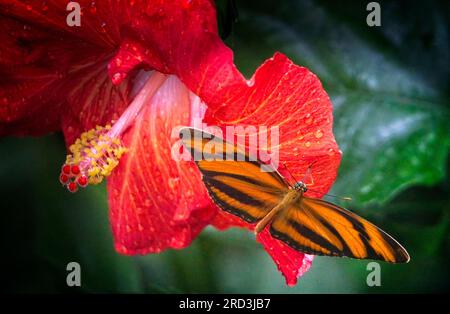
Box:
180 127 410 263
254 187 302 234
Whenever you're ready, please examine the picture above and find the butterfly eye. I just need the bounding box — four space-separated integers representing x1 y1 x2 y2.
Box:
293 182 308 192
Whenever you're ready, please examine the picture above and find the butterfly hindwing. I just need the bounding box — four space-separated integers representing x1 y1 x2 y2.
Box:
269 197 410 263
180 127 289 223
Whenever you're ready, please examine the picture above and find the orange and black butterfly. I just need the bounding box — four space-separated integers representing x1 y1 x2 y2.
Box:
179 127 410 263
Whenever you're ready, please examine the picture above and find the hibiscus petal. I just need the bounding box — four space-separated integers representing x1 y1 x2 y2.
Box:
0 0 127 47
203 53 341 197
257 227 314 286
109 0 247 107
0 0 135 136
211 210 249 230
107 75 217 254
0 9 122 137
60 54 133 146
0 15 69 135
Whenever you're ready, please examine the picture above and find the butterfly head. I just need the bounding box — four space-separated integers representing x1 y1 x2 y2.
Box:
293 181 308 193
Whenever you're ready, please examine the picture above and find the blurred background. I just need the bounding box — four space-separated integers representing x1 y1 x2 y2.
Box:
0 0 449 293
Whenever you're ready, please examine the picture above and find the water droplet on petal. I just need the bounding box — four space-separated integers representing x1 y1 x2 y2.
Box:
111 72 123 84
168 177 179 189
100 22 107 33
90 1 97 14
304 113 313 125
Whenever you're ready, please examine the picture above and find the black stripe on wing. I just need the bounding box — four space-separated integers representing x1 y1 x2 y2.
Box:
307 199 409 263
204 179 264 223
200 170 278 190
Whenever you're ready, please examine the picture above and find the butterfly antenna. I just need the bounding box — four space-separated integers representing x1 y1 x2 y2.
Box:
282 161 317 185
300 161 352 201
306 187 353 202
300 160 318 183
325 194 353 202
281 162 298 186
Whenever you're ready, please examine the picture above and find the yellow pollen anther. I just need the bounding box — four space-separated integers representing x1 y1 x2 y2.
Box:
65 124 128 185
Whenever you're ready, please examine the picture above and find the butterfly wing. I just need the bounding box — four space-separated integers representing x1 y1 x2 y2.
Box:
180 127 289 223
270 197 410 263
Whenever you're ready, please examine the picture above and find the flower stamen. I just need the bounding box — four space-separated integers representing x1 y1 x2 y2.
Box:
60 124 127 192
59 71 167 193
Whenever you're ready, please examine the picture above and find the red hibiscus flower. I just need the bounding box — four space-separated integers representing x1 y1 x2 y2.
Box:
0 0 341 286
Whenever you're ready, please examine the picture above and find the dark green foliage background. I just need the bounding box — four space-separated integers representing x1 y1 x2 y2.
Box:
0 0 448 293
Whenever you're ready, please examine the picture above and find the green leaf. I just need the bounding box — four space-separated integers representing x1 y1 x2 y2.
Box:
227 0 450 206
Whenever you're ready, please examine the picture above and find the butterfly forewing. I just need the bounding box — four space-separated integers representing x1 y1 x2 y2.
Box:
180 127 289 223
269 197 410 263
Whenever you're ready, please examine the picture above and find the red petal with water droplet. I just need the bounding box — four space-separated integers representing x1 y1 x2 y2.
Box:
107 76 217 254
257 227 314 286
60 55 134 146
0 15 73 135
205 53 341 198
107 0 246 108
0 0 132 137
